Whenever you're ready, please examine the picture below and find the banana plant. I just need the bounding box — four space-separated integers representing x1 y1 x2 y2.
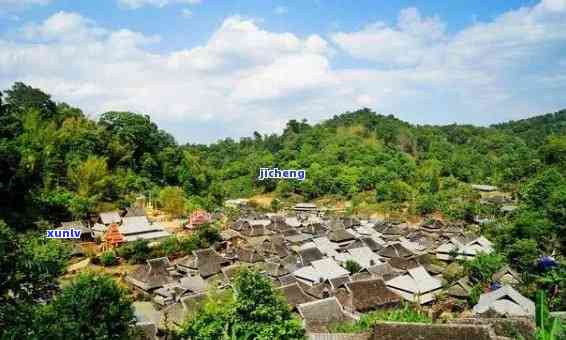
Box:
536 290 564 340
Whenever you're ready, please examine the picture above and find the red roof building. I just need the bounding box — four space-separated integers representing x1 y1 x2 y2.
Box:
187 210 211 229
104 223 125 249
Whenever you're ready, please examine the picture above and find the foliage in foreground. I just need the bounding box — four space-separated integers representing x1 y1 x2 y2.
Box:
329 303 432 333
178 269 305 340
536 291 565 340
33 272 136 340
1 220 135 339
1 220 72 337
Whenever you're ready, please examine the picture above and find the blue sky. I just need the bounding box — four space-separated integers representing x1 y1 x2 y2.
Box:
1 0 565 143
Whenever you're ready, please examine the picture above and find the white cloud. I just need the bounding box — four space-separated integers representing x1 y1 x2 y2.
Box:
118 0 201 10
0 12 335 141
274 6 288 15
22 11 107 42
331 7 446 66
1 1 566 143
329 1 566 122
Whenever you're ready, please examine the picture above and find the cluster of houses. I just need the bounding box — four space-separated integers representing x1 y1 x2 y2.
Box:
57 207 173 247
121 203 535 339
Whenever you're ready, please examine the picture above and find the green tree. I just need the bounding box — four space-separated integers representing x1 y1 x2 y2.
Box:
0 222 71 338
541 135 566 166
117 239 152 264
464 252 505 284
159 186 186 218
195 223 221 248
0 221 18 283
99 111 175 170
67 156 110 198
4 82 57 120
505 239 539 272
180 269 305 340
34 273 135 340
232 269 305 339
16 233 71 301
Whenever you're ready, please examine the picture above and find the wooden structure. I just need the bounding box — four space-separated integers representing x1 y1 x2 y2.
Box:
186 210 211 229
104 223 125 250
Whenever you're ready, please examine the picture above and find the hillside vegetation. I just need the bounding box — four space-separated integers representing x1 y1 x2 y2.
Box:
1 81 565 248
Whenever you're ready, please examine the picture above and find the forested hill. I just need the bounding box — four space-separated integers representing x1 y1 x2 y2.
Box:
492 109 566 146
1 82 566 234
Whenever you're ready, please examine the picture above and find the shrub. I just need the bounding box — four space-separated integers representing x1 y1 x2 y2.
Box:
416 194 437 215
195 223 221 248
179 236 199 254
344 260 362 274
116 239 151 264
99 251 118 266
157 236 181 257
329 303 431 333
443 262 465 283
376 180 413 203
468 284 483 306
464 252 505 284
270 198 281 212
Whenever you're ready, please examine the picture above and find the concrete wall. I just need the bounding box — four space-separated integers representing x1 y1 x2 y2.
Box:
371 322 497 340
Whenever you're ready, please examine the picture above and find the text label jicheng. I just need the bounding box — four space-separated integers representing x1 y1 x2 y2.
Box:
257 168 306 181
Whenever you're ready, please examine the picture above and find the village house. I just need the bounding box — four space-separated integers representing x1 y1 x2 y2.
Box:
132 301 160 340
297 297 355 333
185 209 211 229
98 211 122 226
385 266 443 304
237 218 272 237
435 236 493 261
328 229 357 247
344 278 401 312
125 206 146 217
309 236 340 257
276 282 314 309
292 203 320 215
335 246 383 269
378 243 414 259
57 220 95 242
184 248 232 278
446 277 473 299
126 257 175 293
473 285 535 317
120 215 171 242
367 262 400 281
471 184 498 192
298 246 325 266
492 265 522 286
293 258 350 286
160 293 207 331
